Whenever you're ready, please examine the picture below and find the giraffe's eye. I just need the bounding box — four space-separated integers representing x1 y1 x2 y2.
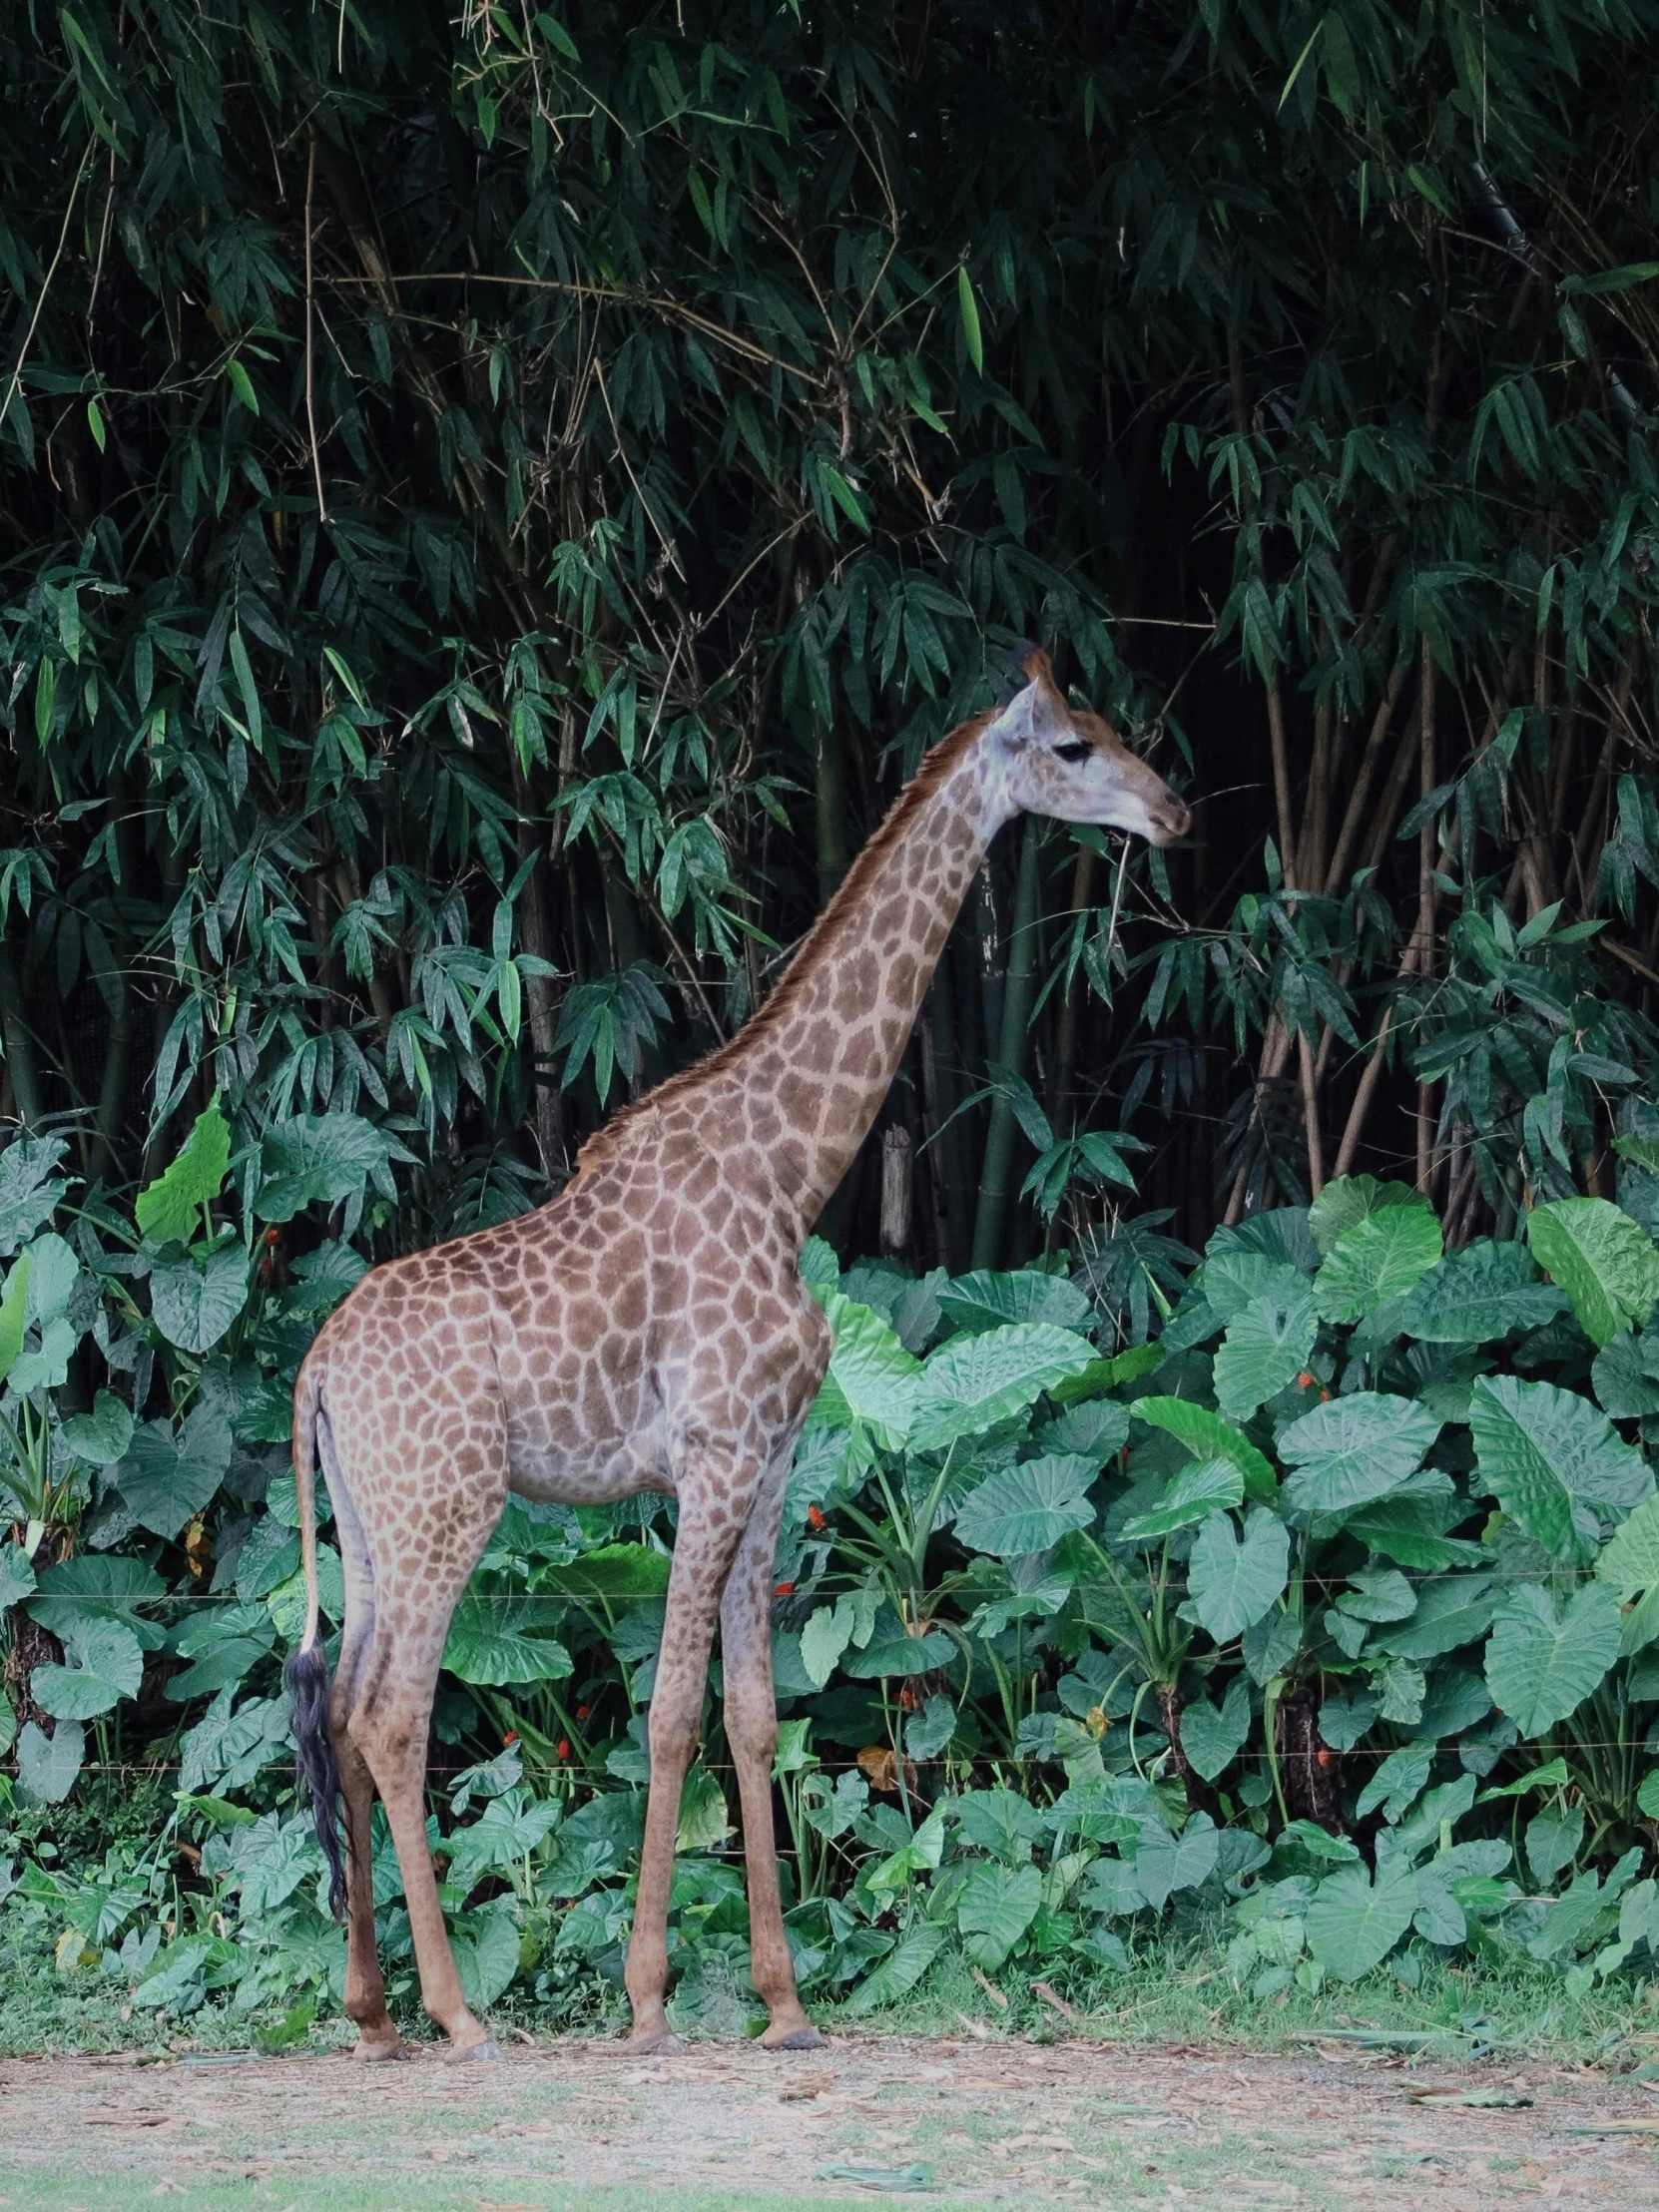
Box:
1054 739 1092 765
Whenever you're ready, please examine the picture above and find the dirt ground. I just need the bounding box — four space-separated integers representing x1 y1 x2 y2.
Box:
2 2033 1658 2211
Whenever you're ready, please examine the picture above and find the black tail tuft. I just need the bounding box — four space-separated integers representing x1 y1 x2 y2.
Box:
284 1641 347 1921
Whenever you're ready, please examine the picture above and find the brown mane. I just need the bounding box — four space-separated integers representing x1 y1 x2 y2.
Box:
572 709 993 1173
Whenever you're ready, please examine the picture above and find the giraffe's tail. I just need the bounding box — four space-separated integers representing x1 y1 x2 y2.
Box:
281 1354 347 1921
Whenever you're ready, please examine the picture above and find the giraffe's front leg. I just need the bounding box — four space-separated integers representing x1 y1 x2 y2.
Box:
720 1460 823 2051
624 1481 748 2051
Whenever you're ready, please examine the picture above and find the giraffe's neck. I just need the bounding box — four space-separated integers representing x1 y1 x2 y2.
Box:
709 722 1011 1236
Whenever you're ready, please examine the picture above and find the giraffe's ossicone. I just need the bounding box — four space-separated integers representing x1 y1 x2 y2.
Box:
283 646 1191 2059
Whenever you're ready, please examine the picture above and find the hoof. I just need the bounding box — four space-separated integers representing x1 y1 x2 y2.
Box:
626 2027 686 2055
761 2022 826 2051
353 2033 411 2064
445 2037 503 2063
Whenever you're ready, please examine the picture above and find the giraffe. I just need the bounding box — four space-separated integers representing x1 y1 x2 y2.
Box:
282 645 1190 2061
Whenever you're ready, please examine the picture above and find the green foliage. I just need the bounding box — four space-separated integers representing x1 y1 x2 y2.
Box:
4 0 1659 2044
2 1120 1659 2036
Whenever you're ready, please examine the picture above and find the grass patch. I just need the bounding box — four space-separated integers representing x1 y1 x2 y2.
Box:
3 1909 1652 2069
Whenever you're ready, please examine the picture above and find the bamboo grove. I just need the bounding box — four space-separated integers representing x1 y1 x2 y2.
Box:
2 0 1659 1298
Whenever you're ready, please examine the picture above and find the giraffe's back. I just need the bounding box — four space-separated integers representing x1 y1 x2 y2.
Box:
302 1096 820 1513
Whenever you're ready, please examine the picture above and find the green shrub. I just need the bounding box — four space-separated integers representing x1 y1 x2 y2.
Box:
3 1112 1659 2026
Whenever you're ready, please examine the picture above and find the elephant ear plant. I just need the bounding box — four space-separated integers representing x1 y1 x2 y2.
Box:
3 1136 1659 2022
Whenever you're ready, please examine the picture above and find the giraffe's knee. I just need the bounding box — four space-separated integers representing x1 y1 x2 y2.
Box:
725 1692 779 1767
348 1682 418 1772
647 1696 701 1773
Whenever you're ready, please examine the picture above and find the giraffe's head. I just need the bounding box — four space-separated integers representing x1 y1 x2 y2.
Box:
985 646 1191 846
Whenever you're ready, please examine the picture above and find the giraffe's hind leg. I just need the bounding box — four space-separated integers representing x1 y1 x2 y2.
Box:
342 1427 508 2060
321 1437 406 2060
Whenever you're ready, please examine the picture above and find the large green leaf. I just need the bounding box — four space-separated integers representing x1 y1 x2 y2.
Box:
135 1105 232 1247
955 1861 1043 1969
1369 1575 1498 1661
838 1919 947 2017
1038 1396 1131 1463
536 1543 672 1603
1597 1492 1659 1598
0 1137 70 1259
1133 1811 1219 1909
1186 1509 1289 1642
1484 1582 1621 1735
1200 1249 1308 1327
0 1541 36 1613
114 1407 234 1540
148 1239 249 1355
225 1811 317 1915
1390 1238 1567 1343
1179 1676 1252 1780
676 1764 733 1851
808 1290 921 1448
1130 1397 1277 1502
28 1555 169 1650
1308 1176 1430 1257
1343 1471 1486 1569
1118 1457 1244 1542
452 1897 526 2013
1526 1197 1659 1346
841 1623 955 1678
1306 1857 1418 1979
1591 1332 1659 1419
951 1452 1096 1556
936 1270 1091 1336
907 1323 1092 1451
1314 1204 1443 1323
255 1112 415 1234
1278 1393 1440 1518
15 1717 84 1804
0 1252 28 1386
61 1390 136 1466
1213 1284 1317 1420
265 1546 345 1643
30 1616 145 1721
443 1595 573 1685
1469 1374 1651 1563
1594 1493 1659 1654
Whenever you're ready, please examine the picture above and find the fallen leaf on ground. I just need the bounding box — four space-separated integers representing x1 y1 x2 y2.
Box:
779 2070 837 2101
815 2163 934 2193
1565 2119 1659 2136
968 1965 1009 2008
1030 1980 1078 2019
955 2012 989 2039
1406 2086 1532 2109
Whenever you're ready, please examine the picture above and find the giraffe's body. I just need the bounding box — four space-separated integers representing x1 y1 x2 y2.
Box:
285 650 1190 2059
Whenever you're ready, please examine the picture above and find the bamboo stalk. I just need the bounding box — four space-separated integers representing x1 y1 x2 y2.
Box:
0 944 44 1131
1333 1006 1392 1180
1323 658 1410 896
1300 1028 1324 1197
1570 653 1637 907
1414 640 1437 1193
1050 841 1095 1122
